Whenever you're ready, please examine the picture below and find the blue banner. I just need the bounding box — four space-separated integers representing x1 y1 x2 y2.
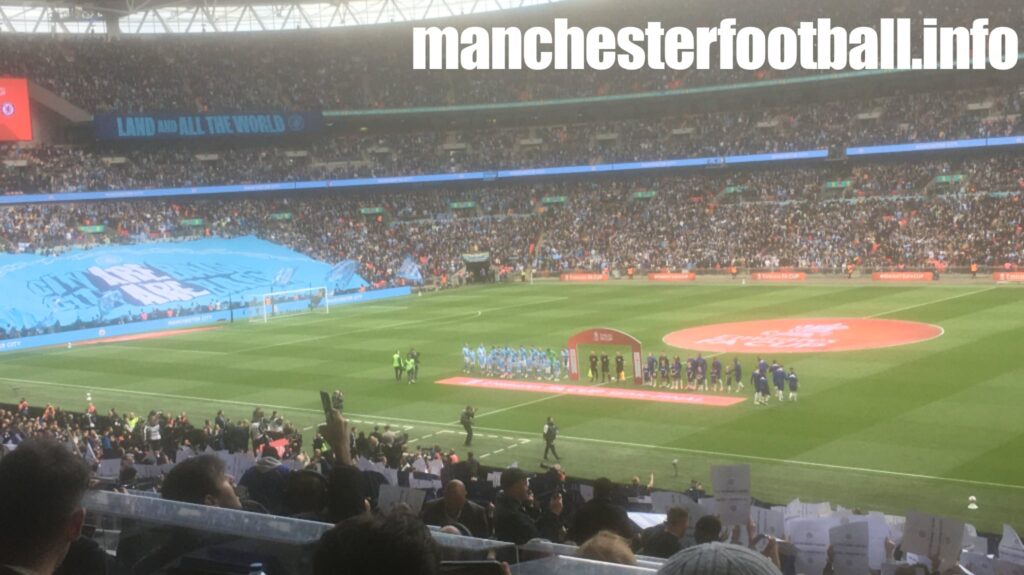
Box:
0 236 368 335
845 135 1024 157
397 256 424 284
0 286 411 354
94 112 323 140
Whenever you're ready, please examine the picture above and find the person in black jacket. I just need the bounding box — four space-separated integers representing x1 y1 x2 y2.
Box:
639 506 690 559
567 477 635 545
460 406 475 446
493 468 564 545
542 417 560 461
420 480 490 538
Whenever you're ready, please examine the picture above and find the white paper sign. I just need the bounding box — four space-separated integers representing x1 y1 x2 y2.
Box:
711 464 752 526
378 484 426 514
791 518 836 575
902 511 965 564
1000 525 1024 566
831 522 871 575
752 506 786 539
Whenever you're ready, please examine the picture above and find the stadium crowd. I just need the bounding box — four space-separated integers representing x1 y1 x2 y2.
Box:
1 0 1022 112
2 158 1021 277
2 159 1022 340
2 84 1022 195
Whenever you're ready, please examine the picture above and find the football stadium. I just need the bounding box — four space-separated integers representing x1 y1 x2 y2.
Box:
1 0 1024 573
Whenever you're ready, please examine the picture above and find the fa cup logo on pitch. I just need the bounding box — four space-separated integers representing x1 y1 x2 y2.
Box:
1 102 14 117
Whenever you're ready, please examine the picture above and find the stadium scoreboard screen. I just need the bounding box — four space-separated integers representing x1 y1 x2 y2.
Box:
0 77 32 141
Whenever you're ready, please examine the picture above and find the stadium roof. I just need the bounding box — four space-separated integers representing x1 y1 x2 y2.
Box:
0 0 564 33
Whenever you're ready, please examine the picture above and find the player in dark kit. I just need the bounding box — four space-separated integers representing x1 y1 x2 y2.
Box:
645 353 657 385
589 352 599 383
771 361 786 401
750 370 761 405
755 370 770 405
600 352 610 383
711 358 723 392
671 355 683 390
787 368 799 402
615 352 625 382
658 353 670 387
733 358 744 391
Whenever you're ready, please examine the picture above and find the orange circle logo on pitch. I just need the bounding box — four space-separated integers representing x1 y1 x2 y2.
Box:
663 318 943 354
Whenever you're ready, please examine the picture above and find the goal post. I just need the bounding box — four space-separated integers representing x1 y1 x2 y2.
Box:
254 286 330 323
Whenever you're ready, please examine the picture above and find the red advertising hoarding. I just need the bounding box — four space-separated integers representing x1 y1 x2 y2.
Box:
871 272 935 282
560 272 608 282
0 78 32 142
993 272 1024 282
647 272 696 282
750 272 807 281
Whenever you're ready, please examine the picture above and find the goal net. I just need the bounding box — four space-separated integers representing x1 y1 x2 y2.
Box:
252 287 329 323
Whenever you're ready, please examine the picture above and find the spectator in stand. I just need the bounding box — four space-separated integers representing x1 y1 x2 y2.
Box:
694 515 725 544
493 467 564 545
420 479 491 538
237 444 292 515
567 477 635 545
282 469 329 518
0 439 92 575
313 511 442 575
160 454 242 509
640 507 691 559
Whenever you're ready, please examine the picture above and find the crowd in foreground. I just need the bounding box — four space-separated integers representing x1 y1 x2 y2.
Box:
1 396 1017 575
2 83 1022 195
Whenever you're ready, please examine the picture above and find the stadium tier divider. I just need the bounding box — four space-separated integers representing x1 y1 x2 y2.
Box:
84 490 521 573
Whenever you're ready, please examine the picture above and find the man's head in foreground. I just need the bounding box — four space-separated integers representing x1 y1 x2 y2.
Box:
161 453 242 509
314 510 441 575
0 439 91 575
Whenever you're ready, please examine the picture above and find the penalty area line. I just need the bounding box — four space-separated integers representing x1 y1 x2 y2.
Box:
1 375 1019 491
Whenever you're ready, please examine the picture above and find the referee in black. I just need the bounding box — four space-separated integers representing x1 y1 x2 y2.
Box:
461 406 476 446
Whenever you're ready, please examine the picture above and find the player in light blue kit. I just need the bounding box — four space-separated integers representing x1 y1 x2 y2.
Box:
476 345 487 374
462 344 474 373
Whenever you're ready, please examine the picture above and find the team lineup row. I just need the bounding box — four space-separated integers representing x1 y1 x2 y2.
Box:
459 345 800 402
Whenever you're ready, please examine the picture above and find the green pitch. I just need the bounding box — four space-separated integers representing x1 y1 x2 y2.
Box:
2 282 1023 531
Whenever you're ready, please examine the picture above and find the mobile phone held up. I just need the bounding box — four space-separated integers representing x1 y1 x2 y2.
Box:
319 391 332 424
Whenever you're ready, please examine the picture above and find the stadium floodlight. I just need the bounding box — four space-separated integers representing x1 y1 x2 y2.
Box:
253 286 329 323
